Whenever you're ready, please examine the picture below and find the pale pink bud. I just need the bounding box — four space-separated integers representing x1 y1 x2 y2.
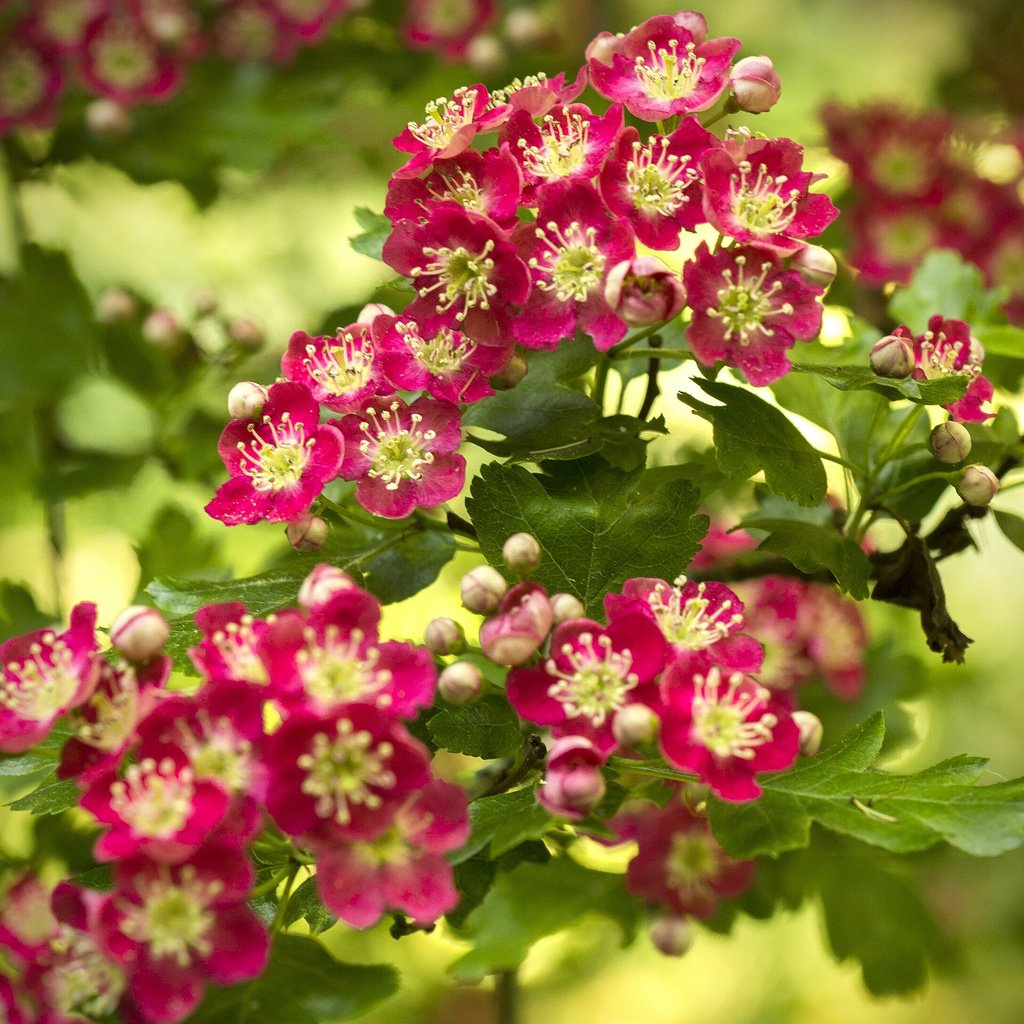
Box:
969 335 985 365
109 605 169 662
650 915 693 957
357 302 396 326
503 7 556 48
287 514 328 553
228 318 264 349
479 582 553 666
425 617 466 656
730 55 781 114
146 6 191 45
538 737 606 819
461 566 508 614
227 381 269 420
956 464 999 506
298 564 359 610
550 592 585 623
491 353 528 390
502 532 541 577
438 661 483 705
466 34 507 75
870 333 915 378
96 288 137 324
930 421 972 464
789 244 837 290
604 257 686 327
85 98 131 136
142 309 182 349
791 710 823 757
613 704 659 747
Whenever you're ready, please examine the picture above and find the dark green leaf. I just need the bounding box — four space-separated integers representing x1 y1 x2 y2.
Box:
452 786 551 864
282 877 337 935
0 581 54 642
7 774 80 815
789 363 968 405
428 695 523 759
994 509 1024 554
679 379 827 507
184 934 398 1023
349 207 391 262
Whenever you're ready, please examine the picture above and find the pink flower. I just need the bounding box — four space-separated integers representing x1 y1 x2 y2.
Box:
190 602 274 686
604 256 687 327
798 586 867 700
910 316 993 423
0 602 100 753
701 134 838 255
512 179 636 351
0 31 64 134
401 0 496 62
311 780 469 928
206 381 344 526
0 873 59 963
588 13 740 121
268 0 352 41
659 663 800 801
280 325 386 413
537 736 606 819
684 242 824 386
337 394 466 519
479 580 554 666
490 67 588 120
735 576 815 691
383 204 530 344
599 119 717 250
23 0 105 55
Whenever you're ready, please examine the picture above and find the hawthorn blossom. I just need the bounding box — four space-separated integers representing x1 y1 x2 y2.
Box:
280 325 386 413
0 30 64 134
337 394 466 519
206 380 344 526
538 736 606 819
268 0 352 41
401 0 496 62
0 602 99 754
24 0 105 55
587 13 740 121
489 67 588 119
512 179 636 351
0 873 59 963
683 242 824 385
604 256 687 326
908 316 993 422
189 602 274 686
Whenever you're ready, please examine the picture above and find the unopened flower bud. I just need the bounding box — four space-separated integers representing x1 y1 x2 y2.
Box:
491 353 528 390
585 30 621 65
969 335 985 365
357 302 395 326
142 309 182 349
502 532 541 577
650 916 693 957
228 317 264 349
538 737 606 819
956 464 999 507
479 581 553 665
466 34 506 75
789 244 837 290
550 592 585 623
109 605 169 662
425 617 466 656
613 704 659 747
791 710 823 756
438 661 483 704
227 381 269 419
870 333 915 378
930 421 972 464
85 98 132 136
96 288 137 324
298 564 359 610
286 514 328 552
146 6 191 45
193 288 218 317
730 55 782 114
461 566 508 614
604 257 686 327
503 7 556 48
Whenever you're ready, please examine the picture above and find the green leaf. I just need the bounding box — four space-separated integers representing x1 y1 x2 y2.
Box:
282 877 337 935
349 207 391 262
428 695 523 759
452 786 552 864
679 379 827 507
739 516 872 598
184 934 398 1023
974 324 1024 360
888 249 1003 331
708 714 1024 858
789 363 968 405
0 581 53 641
7 773 80 815
55 375 158 456
994 509 1024 554
466 458 707 617
448 855 639 981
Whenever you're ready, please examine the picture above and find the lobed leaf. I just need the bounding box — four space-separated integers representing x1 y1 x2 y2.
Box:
428 695 523 759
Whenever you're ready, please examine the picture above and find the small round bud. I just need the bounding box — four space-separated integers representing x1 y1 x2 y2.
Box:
503 7 556 48
730 55 782 114
466 34 506 75
502 532 541 577
550 592 585 623
227 381 269 420
538 737 606 819
298 564 359 610
357 302 395 326
96 288 137 324
85 98 132 136
969 335 985 364
424 617 466 656
604 257 686 327
109 605 169 662
789 244 837 290
438 661 483 705
870 333 915 378
286 514 328 552
193 288 218 317
479 581 553 666
930 421 972 464
228 317 264 349
956 464 999 507
791 710 823 757
613 704 659 747
142 309 182 349
461 566 508 614
650 916 693 958
146 6 191 45
491 354 528 390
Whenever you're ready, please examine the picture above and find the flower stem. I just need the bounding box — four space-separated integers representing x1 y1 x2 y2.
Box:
611 347 692 361
496 970 519 1024
873 470 956 505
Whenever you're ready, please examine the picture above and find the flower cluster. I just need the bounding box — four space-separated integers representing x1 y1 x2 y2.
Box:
823 101 1024 322
0 565 468 1023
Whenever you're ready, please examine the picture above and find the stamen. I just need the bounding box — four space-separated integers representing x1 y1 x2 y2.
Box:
357 402 437 491
2 635 79 722
235 411 315 493
729 160 800 236
705 254 790 346
633 38 705 102
412 240 497 319
625 136 696 216
545 632 638 727
691 667 776 760
648 577 743 648
529 220 605 303
517 110 592 181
